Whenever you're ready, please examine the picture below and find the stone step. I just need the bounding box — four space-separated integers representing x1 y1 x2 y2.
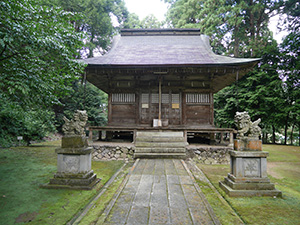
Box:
135 136 185 142
135 142 186 148
134 152 186 159
135 147 186 153
219 181 282 197
224 177 275 190
136 131 184 137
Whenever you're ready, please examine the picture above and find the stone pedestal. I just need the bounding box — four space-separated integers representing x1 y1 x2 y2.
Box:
234 138 262 151
219 138 282 197
43 136 100 190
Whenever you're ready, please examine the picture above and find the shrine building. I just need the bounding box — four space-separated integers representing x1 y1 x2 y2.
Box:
83 29 259 158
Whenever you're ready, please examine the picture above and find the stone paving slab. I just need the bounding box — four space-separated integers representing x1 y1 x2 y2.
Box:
100 159 220 225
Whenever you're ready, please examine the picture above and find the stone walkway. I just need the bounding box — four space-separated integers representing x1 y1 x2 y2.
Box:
98 159 220 225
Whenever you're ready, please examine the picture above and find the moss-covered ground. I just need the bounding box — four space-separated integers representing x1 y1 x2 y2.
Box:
1 141 299 225
0 140 125 225
196 144 300 225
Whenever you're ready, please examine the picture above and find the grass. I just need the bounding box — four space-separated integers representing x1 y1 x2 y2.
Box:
78 163 133 225
0 140 125 225
196 144 300 225
1 141 299 224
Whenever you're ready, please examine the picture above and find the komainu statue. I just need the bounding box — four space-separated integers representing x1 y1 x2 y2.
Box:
234 111 261 139
62 110 88 136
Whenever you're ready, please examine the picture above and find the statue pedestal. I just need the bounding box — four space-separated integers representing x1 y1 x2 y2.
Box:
219 138 282 197
43 136 100 190
234 138 262 151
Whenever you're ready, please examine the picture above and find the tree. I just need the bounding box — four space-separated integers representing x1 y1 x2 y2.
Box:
41 0 129 58
141 14 163 28
123 13 163 29
166 0 290 144
0 0 85 108
53 81 108 132
123 13 143 29
280 31 300 145
166 0 281 57
280 0 300 32
0 0 85 146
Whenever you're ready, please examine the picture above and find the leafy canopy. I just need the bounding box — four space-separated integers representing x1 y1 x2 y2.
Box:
0 0 86 108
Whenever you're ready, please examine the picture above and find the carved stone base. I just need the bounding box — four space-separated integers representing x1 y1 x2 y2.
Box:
43 135 100 190
219 150 282 197
219 180 282 197
44 170 100 190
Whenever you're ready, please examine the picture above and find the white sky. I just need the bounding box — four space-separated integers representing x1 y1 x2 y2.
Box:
124 0 169 22
123 0 287 43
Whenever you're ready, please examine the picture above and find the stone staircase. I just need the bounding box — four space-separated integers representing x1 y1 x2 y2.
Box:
134 131 187 158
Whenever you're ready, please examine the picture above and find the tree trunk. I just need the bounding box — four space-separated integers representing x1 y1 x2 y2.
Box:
299 123 300 146
272 125 276 144
290 123 295 145
284 113 289 145
263 132 268 144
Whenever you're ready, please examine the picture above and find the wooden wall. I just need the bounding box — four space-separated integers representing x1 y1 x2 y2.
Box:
107 91 214 127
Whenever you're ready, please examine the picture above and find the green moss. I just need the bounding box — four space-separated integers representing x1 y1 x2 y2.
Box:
194 165 243 224
263 144 300 162
78 163 133 225
0 141 125 225
197 145 300 225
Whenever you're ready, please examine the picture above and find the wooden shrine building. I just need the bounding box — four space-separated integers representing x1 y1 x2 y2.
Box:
84 29 259 156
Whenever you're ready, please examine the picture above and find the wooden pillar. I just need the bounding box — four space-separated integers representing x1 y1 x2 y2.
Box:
220 132 224 144
158 77 162 120
133 129 137 144
108 93 112 124
210 92 214 125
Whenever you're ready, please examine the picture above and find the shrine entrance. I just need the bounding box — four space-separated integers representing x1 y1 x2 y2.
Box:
140 92 181 126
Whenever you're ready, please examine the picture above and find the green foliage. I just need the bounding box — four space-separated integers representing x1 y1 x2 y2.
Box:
166 0 300 144
41 0 129 57
214 39 284 135
0 0 85 108
280 0 300 32
166 0 279 57
279 31 300 144
123 13 163 29
0 101 56 147
0 0 86 146
53 81 108 132
140 14 163 28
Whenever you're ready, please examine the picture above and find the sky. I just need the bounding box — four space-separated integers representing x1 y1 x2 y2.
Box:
123 0 287 43
124 0 169 22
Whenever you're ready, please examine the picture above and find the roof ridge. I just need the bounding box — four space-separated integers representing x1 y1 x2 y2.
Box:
120 28 201 36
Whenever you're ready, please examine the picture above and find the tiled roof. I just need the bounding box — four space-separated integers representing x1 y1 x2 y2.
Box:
83 29 260 66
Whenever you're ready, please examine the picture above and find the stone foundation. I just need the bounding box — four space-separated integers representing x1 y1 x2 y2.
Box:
187 146 232 164
92 145 135 161
91 144 231 164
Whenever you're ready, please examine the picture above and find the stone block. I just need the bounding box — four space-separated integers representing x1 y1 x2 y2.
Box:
43 135 100 190
57 153 91 174
219 181 282 197
220 141 282 197
61 135 88 149
234 138 262 151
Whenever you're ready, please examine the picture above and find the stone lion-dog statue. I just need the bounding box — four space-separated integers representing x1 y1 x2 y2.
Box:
62 110 88 136
234 111 261 139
